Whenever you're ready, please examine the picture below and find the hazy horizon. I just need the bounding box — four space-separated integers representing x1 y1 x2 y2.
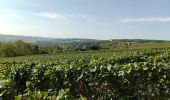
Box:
1 0 170 40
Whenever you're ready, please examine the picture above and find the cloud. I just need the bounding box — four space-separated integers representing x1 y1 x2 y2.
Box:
32 12 93 22
33 12 67 20
0 8 93 22
121 17 170 23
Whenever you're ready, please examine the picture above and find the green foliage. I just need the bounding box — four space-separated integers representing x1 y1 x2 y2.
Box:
0 49 170 99
40 45 63 54
57 89 75 100
0 43 16 57
0 40 39 57
1 40 170 57
15 95 22 100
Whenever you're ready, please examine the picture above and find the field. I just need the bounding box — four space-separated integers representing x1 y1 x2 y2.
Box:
0 48 170 99
1 0 170 99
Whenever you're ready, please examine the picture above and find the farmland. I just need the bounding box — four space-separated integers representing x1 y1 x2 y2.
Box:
0 47 170 99
1 0 170 99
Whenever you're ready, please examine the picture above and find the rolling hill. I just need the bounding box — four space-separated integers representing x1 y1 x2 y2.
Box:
0 34 169 47
0 34 102 46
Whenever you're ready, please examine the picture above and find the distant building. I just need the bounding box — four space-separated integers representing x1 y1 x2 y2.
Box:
126 42 133 46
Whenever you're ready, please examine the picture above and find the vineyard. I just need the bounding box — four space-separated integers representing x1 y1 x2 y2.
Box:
0 49 170 99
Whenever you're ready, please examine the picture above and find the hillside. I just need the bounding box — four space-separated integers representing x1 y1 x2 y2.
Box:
0 34 54 42
0 34 100 42
0 34 169 47
0 34 101 45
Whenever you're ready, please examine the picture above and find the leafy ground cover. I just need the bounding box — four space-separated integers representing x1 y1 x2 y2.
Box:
0 49 170 99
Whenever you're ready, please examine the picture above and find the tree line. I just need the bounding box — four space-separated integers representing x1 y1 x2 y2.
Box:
0 40 39 57
0 40 130 57
0 41 103 57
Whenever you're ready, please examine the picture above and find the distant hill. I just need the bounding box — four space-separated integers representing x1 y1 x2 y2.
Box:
0 34 54 42
0 34 102 46
0 34 169 47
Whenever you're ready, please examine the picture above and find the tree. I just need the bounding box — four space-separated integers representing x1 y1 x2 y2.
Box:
0 43 16 57
0 40 40 57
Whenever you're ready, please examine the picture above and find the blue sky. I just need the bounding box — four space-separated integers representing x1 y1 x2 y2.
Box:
1 0 170 40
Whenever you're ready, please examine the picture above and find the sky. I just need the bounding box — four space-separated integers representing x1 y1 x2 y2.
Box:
1 0 170 40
